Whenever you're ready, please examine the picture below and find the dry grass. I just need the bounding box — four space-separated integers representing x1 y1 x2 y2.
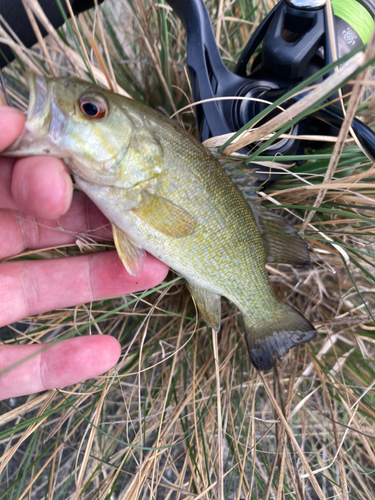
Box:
1 0 375 498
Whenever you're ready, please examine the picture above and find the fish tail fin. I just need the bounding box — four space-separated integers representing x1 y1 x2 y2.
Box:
243 303 316 371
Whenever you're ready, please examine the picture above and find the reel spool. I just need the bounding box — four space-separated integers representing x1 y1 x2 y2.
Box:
166 0 375 182
330 0 374 58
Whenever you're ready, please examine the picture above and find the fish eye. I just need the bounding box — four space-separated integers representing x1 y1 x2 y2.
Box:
79 95 108 119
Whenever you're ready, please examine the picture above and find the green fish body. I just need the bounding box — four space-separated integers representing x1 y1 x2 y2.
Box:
8 75 316 370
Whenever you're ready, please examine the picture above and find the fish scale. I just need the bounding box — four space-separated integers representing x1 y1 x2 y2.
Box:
7 74 317 371
153 145 270 309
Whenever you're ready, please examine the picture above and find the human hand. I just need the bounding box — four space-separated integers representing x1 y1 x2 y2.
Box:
0 106 169 400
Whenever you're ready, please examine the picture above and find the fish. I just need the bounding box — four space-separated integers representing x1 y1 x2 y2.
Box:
7 74 316 371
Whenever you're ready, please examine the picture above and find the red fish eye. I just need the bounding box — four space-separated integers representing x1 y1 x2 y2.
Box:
79 97 108 119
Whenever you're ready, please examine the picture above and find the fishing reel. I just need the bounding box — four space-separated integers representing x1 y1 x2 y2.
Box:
165 0 375 182
1 0 375 183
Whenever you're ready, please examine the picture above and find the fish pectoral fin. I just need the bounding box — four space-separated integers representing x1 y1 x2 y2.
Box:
243 303 316 371
247 200 310 265
187 282 221 331
112 224 146 276
132 191 195 237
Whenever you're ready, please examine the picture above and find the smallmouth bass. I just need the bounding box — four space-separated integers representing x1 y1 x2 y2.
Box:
8 75 316 370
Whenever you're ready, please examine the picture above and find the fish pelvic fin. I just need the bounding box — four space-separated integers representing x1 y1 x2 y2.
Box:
112 224 146 276
243 304 316 371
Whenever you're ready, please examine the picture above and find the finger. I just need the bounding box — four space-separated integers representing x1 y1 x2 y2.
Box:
0 335 121 400
0 156 73 218
0 251 169 327
0 192 110 259
0 106 26 151
11 156 73 218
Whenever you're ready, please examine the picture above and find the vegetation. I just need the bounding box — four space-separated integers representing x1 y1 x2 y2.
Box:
0 0 375 498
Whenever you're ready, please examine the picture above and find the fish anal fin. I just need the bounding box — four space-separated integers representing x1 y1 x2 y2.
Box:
187 282 221 331
248 201 310 265
112 224 146 276
243 303 316 371
133 191 195 238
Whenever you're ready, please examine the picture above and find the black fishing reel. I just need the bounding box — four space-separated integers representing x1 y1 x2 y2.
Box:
1 0 375 183
165 0 375 182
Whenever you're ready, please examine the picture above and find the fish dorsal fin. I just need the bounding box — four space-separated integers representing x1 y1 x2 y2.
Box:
247 200 310 265
187 282 221 332
210 149 309 264
132 191 196 238
112 224 146 276
209 149 260 193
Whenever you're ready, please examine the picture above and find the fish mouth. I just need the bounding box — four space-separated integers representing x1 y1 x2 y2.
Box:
26 72 50 125
22 72 55 145
5 73 66 157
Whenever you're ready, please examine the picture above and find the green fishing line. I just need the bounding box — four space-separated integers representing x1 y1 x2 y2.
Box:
332 0 374 43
